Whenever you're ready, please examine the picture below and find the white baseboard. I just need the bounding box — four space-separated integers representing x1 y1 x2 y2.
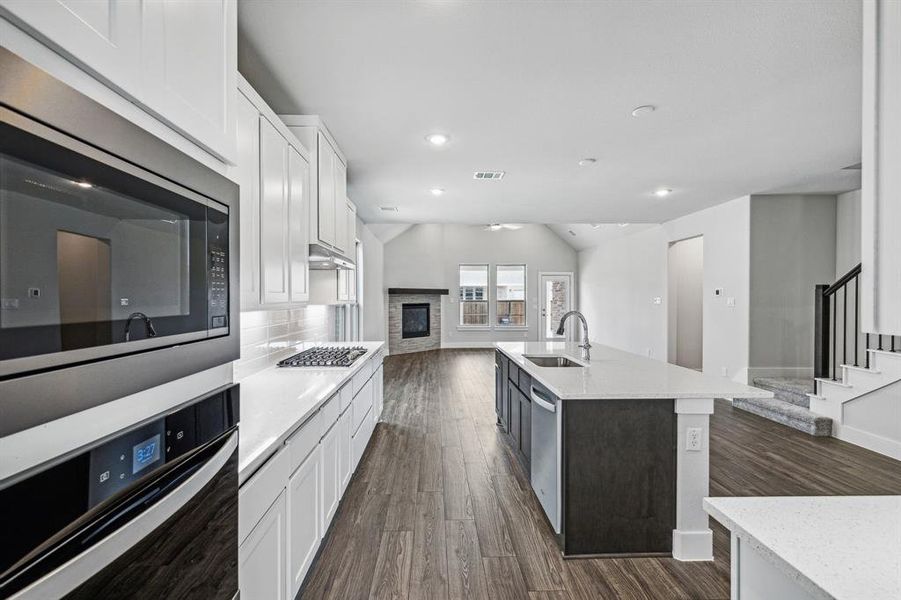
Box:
672 529 714 562
833 423 901 460
746 367 815 380
441 341 497 349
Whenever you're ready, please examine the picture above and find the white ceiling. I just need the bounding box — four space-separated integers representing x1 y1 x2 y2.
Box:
547 223 659 252
238 1 862 225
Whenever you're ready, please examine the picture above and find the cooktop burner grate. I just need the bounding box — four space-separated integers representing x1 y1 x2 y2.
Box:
277 346 367 368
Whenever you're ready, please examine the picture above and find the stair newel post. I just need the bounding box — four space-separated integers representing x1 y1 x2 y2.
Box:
854 276 859 367
814 284 830 383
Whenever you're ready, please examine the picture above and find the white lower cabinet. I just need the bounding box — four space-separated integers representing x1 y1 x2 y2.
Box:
239 352 386 596
338 406 354 494
319 421 340 535
287 446 321 598
239 490 287 600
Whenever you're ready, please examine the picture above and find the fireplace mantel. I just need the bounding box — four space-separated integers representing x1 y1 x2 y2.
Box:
388 288 449 295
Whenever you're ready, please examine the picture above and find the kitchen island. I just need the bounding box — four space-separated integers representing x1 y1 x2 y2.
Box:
495 341 773 561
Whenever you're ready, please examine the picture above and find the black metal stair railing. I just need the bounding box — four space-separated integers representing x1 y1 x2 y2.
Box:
814 263 901 394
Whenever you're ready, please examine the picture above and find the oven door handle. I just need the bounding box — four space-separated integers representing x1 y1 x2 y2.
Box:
4 431 238 599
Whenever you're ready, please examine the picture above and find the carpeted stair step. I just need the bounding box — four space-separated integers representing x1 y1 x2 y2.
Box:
732 396 832 436
751 377 814 408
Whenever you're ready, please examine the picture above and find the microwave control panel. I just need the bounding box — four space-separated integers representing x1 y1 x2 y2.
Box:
207 208 229 330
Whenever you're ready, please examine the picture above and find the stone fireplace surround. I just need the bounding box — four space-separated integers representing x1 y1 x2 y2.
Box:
387 288 448 355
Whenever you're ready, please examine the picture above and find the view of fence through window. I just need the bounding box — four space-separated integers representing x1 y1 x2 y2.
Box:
459 264 489 325
496 265 526 326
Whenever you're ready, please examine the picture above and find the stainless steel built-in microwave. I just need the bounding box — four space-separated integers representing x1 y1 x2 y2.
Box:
0 47 239 437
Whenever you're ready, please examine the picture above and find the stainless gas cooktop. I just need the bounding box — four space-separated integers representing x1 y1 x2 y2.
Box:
277 346 367 368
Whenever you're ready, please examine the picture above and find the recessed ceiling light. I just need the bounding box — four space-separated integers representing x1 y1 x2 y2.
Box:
631 105 656 117
74 180 93 188
430 188 445 196
379 206 399 212
473 171 505 180
618 223 629 227
426 133 449 146
578 158 597 167
654 188 672 198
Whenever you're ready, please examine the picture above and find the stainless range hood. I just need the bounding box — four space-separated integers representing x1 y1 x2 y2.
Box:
309 242 355 270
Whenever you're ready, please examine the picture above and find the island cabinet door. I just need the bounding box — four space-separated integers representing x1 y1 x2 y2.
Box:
495 361 504 422
520 393 531 464
561 398 676 557
509 384 522 449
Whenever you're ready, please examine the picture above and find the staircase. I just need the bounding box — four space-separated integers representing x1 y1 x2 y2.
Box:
733 263 901 439
733 378 833 436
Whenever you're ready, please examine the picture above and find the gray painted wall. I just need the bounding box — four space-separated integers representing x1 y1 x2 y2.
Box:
749 194 837 378
835 189 861 279
383 224 577 346
667 236 704 370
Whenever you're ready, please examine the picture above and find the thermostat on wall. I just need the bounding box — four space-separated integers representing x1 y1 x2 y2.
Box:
714 288 724 296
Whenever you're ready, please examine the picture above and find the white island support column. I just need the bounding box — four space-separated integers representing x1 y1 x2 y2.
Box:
673 396 715 561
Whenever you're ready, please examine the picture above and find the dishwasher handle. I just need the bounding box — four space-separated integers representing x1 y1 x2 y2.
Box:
530 386 556 413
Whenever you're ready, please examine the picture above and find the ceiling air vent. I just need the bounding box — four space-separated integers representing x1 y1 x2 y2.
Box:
379 206 398 212
473 171 505 180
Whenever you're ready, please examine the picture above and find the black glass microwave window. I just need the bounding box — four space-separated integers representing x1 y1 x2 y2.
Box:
0 121 228 363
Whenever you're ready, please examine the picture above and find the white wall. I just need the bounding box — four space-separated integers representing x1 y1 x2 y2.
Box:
356 217 386 343
383 224 578 346
579 196 751 382
749 194 837 378
835 189 861 279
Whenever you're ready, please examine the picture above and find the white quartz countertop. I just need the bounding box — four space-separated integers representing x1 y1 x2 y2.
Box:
704 495 901 600
237 341 384 483
496 342 772 400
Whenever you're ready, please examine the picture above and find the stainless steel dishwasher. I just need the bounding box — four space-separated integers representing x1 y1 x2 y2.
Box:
530 381 560 533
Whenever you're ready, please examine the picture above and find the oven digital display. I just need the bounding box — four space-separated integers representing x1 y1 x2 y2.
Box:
132 434 161 474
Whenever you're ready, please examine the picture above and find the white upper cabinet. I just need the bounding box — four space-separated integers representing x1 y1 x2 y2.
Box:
236 78 311 309
288 146 310 303
259 115 290 305
317 132 338 248
0 0 143 98
333 160 348 255
141 0 237 163
236 91 261 310
0 0 237 163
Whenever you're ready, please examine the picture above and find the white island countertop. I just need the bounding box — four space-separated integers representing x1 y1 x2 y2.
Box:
237 341 384 483
705 495 901 600
496 341 772 400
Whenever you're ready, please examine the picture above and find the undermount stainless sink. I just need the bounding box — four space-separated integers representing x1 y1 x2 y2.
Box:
523 355 584 368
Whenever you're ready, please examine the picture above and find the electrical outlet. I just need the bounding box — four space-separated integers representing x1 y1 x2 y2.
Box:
686 427 703 451
1 298 19 310
120 298 130 306
721 367 728 377
652 297 662 305
726 296 736 307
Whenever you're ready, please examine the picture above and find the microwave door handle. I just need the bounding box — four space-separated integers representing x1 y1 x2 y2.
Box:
4 432 237 600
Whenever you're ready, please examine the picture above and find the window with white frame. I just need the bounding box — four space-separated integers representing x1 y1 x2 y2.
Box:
459 264 489 326
496 265 526 326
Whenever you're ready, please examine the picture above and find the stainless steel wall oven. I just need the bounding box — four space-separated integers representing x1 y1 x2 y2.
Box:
0 47 239 436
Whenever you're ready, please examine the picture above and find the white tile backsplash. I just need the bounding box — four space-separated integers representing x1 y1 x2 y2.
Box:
234 305 332 380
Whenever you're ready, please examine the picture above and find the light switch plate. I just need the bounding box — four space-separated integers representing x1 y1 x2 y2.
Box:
726 297 736 307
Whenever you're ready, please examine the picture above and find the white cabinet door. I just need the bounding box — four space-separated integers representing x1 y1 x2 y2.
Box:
236 91 261 310
0 0 143 99
346 200 357 261
140 0 236 162
317 132 336 247
374 365 384 420
319 422 340 535
348 268 357 304
333 162 348 255
288 145 310 303
287 446 320 598
259 116 290 305
337 269 349 303
239 490 288 600
338 407 353 494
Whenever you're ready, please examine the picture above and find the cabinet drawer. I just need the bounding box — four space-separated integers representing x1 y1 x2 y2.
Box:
287 411 322 473
352 378 374 434
372 348 384 368
339 381 353 413
519 369 532 394
239 445 290 546
352 406 373 470
352 360 373 397
508 362 520 385
319 392 340 434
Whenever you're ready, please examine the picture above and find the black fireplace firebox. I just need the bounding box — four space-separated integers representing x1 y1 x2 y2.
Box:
402 303 431 339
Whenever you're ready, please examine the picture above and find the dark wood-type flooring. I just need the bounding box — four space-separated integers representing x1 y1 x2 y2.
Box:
302 349 901 599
